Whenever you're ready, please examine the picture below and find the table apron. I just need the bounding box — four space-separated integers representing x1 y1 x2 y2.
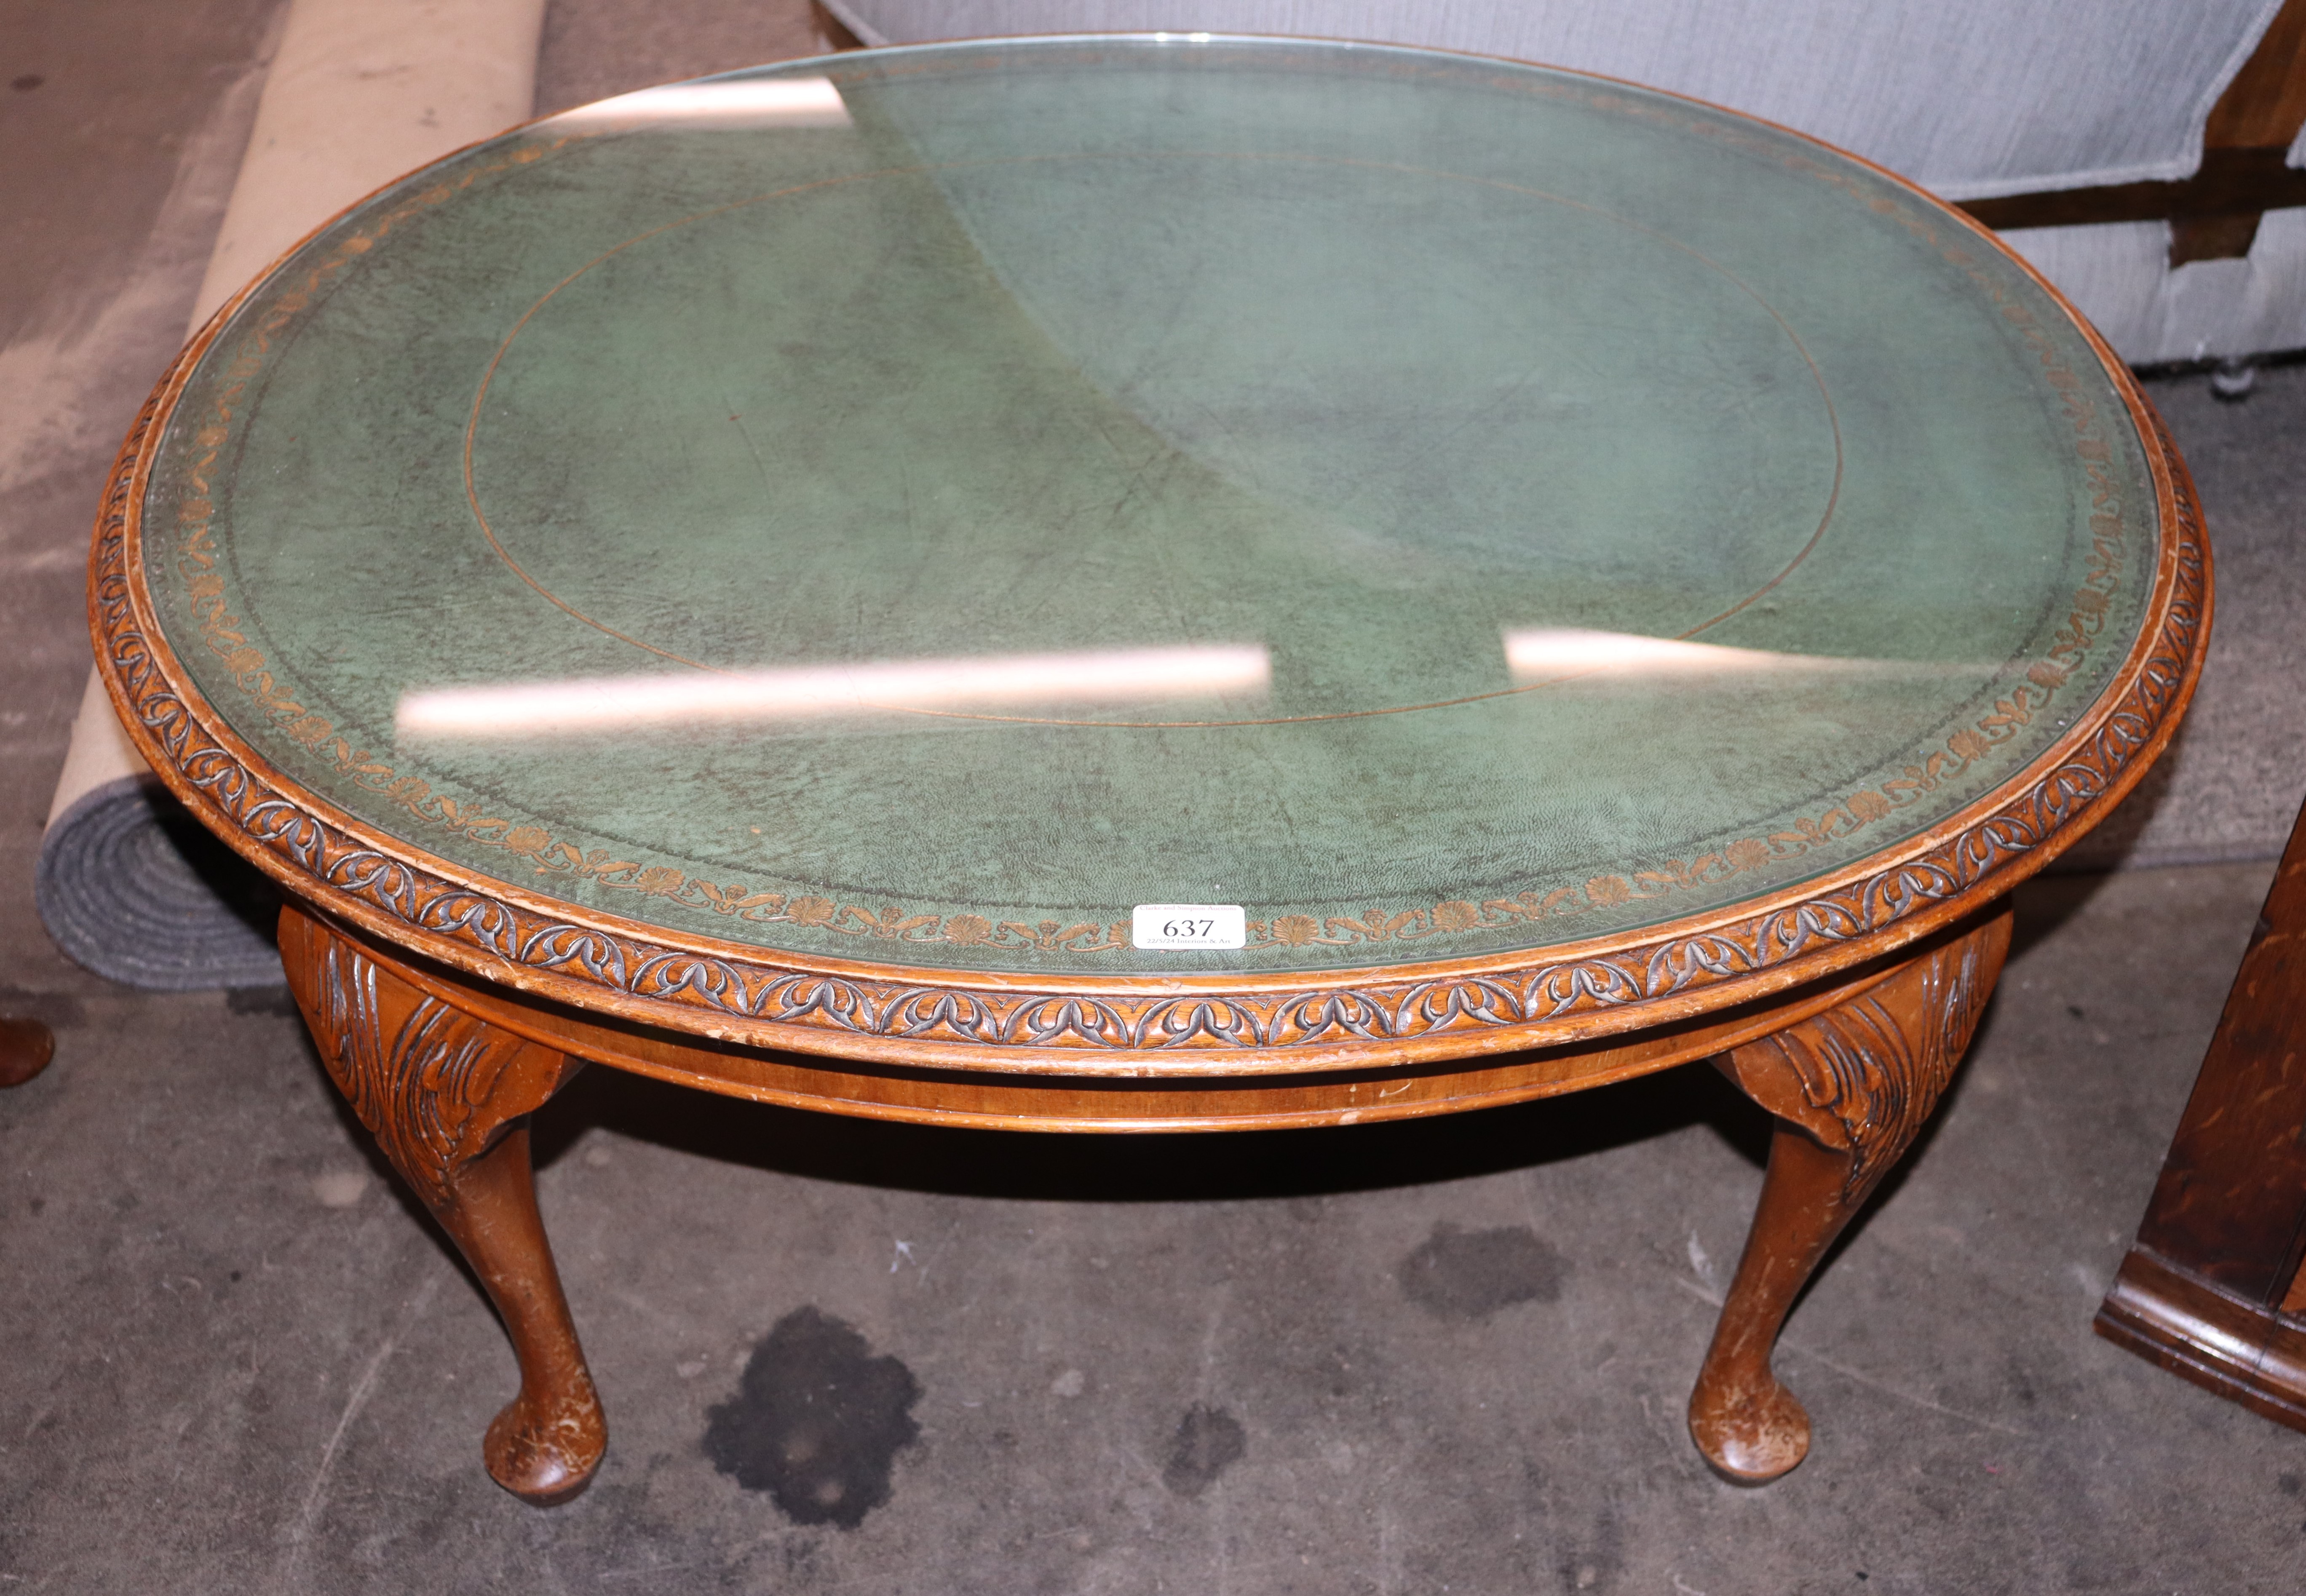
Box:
280 899 2009 1134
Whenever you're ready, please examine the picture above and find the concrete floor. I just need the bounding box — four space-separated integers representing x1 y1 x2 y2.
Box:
4 862 2306 1596
2060 361 2306 871
7 5 2306 1592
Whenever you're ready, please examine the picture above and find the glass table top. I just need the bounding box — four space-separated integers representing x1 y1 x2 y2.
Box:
139 36 2164 977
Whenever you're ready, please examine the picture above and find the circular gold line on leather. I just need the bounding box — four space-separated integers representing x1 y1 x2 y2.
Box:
464 149 1845 727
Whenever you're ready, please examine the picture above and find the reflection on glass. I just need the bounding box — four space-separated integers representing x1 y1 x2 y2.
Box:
546 77 852 131
396 644 1271 737
1506 627 1860 683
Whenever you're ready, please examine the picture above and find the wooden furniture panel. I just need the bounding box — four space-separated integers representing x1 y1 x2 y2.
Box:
2098 792 2306 1427
1960 0 2306 264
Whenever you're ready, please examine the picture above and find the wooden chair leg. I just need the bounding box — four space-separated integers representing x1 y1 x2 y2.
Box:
278 904 605 1505
1688 903 2012 1483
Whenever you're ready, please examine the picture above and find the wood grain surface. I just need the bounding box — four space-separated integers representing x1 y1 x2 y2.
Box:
2098 791 2306 1431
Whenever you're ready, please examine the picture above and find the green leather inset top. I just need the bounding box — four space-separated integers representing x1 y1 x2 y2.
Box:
144 37 2161 974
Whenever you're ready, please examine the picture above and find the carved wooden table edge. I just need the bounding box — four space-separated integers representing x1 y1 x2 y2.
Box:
2095 791 2306 1434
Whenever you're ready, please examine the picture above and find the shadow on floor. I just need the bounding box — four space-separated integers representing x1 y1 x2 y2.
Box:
527 1046 1776 1205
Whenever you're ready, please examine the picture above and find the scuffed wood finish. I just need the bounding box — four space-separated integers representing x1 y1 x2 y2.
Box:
279 904 603 1505
2096 794 2306 1430
2131 841 2306 1304
1690 905 2012 1482
2099 1252 2306 1433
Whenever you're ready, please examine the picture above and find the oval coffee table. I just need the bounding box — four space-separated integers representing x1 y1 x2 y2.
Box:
90 36 2207 1504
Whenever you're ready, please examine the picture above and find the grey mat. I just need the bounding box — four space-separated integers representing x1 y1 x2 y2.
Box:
34 775 283 990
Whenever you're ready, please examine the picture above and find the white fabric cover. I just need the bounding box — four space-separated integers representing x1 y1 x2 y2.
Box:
2006 212 2306 366
828 0 2306 360
828 0 2283 198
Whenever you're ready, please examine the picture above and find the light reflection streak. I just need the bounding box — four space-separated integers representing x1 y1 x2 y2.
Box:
1506 628 1837 681
1504 628 1971 684
396 644 1271 737
547 78 852 131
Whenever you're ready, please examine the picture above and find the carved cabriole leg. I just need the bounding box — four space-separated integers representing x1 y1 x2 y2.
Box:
1689 904 2013 1484
277 904 605 1505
